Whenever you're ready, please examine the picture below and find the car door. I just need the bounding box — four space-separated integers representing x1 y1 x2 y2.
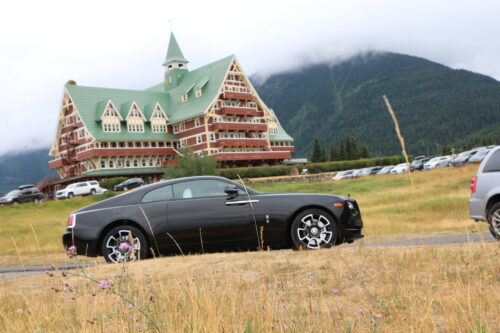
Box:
165 179 257 253
19 189 32 203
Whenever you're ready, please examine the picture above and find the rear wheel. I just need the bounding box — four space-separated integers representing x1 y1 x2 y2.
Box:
90 189 96 195
101 225 148 263
68 192 74 199
291 209 338 250
487 202 500 240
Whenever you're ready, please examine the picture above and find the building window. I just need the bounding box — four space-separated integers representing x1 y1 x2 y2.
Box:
133 159 138 167
100 160 105 168
195 118 201 127
196 135 202 144
126 160 131 168
109 160 114 168
210 133 215 141
181 93 188 102
149 158 154 167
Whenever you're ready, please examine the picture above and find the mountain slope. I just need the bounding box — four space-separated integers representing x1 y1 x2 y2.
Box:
254 52 500 156
0 148 54 195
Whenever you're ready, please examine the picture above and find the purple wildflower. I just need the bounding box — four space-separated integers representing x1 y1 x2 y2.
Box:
149 293 155 302
128 304 133 309
66 296 74 300
375 313 383 318
97 279 114 289
118 243 133 252
64 283 73 292
331 289 340 294
358 309 364 315
67 245 77 257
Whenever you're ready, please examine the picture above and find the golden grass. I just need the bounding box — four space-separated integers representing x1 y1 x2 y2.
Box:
251 165 487 236
0 165 488 266
0 242 498 332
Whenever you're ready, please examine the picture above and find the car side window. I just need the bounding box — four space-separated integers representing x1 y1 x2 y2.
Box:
141 185 173 203
483 150 500 172
172 180 242 200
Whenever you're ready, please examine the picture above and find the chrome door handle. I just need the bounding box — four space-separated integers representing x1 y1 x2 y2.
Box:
225 199 260 206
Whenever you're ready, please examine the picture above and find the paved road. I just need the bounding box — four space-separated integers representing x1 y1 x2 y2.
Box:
0 232 495 279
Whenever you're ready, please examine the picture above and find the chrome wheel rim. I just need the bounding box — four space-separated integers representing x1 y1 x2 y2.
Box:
296 214 333 249
491 210 500 236
105 229 141 263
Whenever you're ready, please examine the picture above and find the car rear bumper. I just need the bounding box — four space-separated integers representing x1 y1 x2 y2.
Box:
62 231 99 257
469 198 486 221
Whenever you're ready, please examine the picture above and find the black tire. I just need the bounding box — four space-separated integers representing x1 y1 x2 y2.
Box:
90 189 96 195
68 192 74 199
101 225 148 263
487 202 500 240
291 209 338 250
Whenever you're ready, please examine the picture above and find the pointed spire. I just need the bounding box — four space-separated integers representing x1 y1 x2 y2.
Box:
163 32 189 66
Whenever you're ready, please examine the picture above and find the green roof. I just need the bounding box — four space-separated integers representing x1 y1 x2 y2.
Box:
147 55 234 123
163 32 188 65
66 84 177 141
270 125 294 142
82 167 165 177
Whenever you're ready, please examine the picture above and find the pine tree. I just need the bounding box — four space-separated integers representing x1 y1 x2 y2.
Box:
359 144 370 158
311 138 324 162
345 136 354 160
442 145 452 155
338 137 346 161
351 136 359 159
329 145 339 161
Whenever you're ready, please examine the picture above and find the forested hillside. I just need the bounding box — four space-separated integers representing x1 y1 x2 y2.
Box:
253 52 500 157
0 148 54 195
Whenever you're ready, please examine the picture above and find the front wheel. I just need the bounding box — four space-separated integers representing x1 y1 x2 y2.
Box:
291 209 338 250
90 189 96 195
101 225 148 263
487 203 500 240
68 193 74 199
123 186 128 191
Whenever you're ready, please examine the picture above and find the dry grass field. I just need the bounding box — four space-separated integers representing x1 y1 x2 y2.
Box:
0 242 498 332
0 165 487 267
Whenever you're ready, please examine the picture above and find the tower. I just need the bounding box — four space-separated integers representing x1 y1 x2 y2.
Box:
163 32 189 86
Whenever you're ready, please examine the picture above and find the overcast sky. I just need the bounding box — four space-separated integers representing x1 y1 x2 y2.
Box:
0 0 499 156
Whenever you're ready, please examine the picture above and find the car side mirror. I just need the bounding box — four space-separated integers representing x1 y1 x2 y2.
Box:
224 185 239 199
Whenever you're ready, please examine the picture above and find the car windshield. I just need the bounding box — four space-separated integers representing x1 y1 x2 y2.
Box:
429 158 440 162
5 190 20 197
381 166 393 171
458 151 470 157
474 150 488 157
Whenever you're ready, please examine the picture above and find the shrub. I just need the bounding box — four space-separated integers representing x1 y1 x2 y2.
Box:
165 149 219 179
219 156 406 179
99 177 127 191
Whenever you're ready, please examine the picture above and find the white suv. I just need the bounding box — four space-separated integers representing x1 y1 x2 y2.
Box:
56 181 106 199
469 146 500 239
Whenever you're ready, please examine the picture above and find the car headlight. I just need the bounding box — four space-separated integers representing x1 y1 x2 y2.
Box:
346 201 354 210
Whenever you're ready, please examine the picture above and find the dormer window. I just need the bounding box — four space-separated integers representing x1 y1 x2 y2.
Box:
181 93 188 102
151 104 168 133
126 103 145 133
102 102 121 132
195 88 202 97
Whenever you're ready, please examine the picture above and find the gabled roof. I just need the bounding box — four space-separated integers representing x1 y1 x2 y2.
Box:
148 54 234 123
65 84 176 141
163 32 188 65
270 125 294 142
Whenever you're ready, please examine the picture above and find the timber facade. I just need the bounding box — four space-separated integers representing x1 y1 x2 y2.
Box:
46 33 294 192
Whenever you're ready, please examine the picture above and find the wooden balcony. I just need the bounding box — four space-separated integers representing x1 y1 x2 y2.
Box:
212 122 267 132
270 146 295 152
218 107 260 117
217 139 268 148
76 147 178 161
216 151 291 161
223 91 253 100
48 158 70 169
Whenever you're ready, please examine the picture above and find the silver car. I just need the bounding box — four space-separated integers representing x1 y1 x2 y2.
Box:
468 149 491 163
468 146 500 240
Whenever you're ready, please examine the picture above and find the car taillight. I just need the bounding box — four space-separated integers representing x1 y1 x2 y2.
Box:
470 177 478 194
67 214 76 228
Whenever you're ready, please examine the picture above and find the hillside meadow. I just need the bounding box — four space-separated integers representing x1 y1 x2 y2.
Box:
0 164 487 266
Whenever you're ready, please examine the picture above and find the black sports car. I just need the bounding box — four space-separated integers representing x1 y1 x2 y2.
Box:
113 178 145 191
63 176 363 263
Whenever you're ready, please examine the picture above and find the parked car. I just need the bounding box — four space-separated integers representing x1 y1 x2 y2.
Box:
62 176 364 263
423 156 451 170
18 184 36 190
391 163 409 174
377 165 395 175
357 166 382 177
449 150 477 167
332 170 354 181
349 169 364 178
56 181 104 199
113 178 145 191
468 149 490 164
469 146 500 240
410 156 429 171
0 187 44 205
